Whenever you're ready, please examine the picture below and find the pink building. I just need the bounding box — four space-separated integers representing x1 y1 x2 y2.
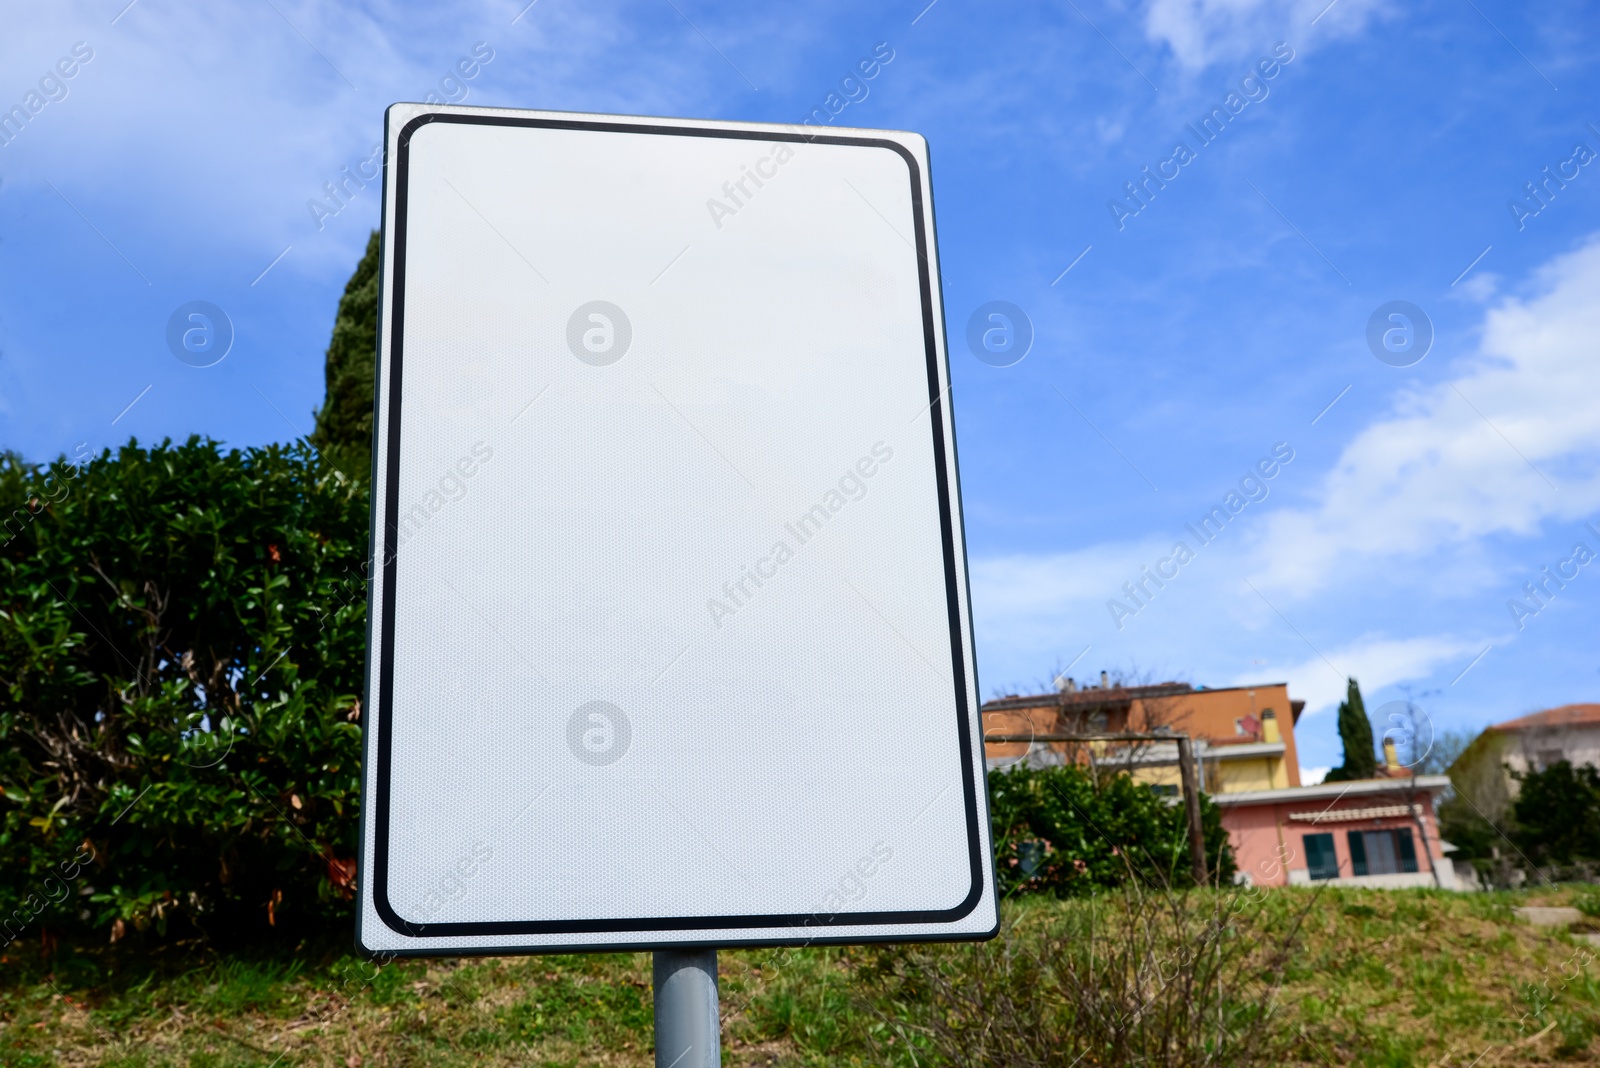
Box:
1214 775 1457 889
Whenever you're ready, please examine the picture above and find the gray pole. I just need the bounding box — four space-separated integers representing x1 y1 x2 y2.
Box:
653 949 720 1068
1405 779 1445 889
1176 735 1209 887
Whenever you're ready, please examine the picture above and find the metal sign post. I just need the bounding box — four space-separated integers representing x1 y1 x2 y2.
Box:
653 950 719 1068
355 103 997 1056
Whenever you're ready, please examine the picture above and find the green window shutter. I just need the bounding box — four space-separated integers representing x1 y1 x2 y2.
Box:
1304 833 1338 880
1396 827 1418 873
1348 830 1368 876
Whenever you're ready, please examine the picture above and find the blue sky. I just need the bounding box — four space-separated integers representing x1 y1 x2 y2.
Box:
2 0 1597 778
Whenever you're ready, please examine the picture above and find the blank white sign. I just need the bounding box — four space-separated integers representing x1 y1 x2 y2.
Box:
357 104 996 954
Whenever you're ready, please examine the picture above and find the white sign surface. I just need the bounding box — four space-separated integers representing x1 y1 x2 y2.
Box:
357 103 997 954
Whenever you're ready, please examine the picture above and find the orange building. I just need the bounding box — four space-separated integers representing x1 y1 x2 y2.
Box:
981 677 1305 794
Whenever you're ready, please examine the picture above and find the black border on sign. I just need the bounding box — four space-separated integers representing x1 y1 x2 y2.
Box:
364 108 990 948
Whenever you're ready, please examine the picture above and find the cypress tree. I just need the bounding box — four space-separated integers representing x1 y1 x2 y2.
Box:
1324 678 1377 782
310 230 381 481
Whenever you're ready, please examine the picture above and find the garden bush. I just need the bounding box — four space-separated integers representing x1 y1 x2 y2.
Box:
0 438 369 947
860 885 1301 1067
987 763 1234 897
1513 759 1600 865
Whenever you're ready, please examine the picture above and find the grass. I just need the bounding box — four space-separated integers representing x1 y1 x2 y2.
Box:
4 885 1600 1066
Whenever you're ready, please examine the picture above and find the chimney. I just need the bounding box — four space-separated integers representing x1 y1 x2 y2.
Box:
1383 738 1402 771
1260 709 1281 744
1100 670 1110 689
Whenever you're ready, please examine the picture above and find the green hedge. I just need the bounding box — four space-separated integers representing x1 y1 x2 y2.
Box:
0 438 367 946
988 763 1235 896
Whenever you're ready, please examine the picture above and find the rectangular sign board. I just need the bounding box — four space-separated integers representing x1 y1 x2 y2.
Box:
357 103 997 955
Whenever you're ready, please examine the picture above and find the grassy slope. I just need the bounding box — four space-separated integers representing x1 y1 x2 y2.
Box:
3 886 1600 1068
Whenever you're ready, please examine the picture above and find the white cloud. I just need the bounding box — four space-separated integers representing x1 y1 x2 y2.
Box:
1142 0 1392 71
967 238 1600 708
1301 764 1330 784
0 0 731 279
1236 633 1489 718
971 539 1169 620
1251 235 1600 600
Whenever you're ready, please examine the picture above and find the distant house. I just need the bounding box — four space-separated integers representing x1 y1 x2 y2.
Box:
1215 774 1456 888
1447 703 1600 826
981 677 1305 794
982 678 1456 889
1480 703 1600 775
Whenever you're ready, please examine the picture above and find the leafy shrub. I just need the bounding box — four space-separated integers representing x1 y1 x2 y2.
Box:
987 764 1234 897
0 438 368 946
1513 760 1600 865
860 887 1304 1067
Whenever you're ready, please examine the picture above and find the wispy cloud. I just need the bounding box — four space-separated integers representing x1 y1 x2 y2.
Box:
967 236 1600 705
1231 633 1490 718
1250 235 1600 600
1142 0 1393 71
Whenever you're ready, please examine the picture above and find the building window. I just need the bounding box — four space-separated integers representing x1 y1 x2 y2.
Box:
1537 749 1565 771
1347 828 1418 876
1304 832 1339 880
1147 783 1179 798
